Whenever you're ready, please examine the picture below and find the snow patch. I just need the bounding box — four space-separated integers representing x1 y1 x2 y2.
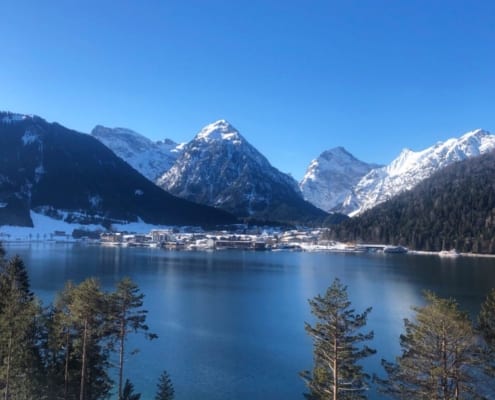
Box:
91 125 182 182
2 113 28 124
88 195 102 208
22 130 40 145
0 211 172 241
196 120 242 144
0 211 102 241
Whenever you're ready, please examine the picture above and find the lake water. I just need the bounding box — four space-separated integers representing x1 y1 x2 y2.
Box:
4 243 495 399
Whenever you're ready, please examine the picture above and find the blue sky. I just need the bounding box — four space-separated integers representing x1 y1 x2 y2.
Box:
1 1 494 180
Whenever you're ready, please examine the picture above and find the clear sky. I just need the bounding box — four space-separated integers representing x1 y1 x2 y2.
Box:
1 0 494 180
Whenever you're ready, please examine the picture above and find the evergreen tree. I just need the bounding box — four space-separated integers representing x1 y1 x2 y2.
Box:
109 277 157 400
121 379 141 400
379 291 483 399
301 278 375 400
478 288 495 350
478 288 495 382
43 281 81 400
68 278 112 400
0 255 42 400
154 370 174 400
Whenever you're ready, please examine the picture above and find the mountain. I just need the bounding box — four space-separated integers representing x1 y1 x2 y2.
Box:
91 125 183 181
0 112 236 228
300 147 379 213
158 120 328 224
342 129 495 216
329 149 495 254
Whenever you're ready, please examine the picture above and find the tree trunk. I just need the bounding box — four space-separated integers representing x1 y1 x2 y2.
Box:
4 334 12 400
333 337 338 400
118 317 125 400
64 329 70 400
80 318 88 400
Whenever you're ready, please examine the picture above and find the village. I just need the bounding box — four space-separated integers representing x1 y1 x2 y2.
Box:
98 227 409 254
0 223 411 254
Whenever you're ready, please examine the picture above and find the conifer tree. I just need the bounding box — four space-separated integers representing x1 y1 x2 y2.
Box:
109 277 157 400
154 370 175 400
68 278 112 400
0 255 42 400
301 278 375 400
379 291 482 399
44 281 81 400
121 379 141 400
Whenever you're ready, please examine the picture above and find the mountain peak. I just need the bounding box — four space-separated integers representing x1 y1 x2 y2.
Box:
196 120 241 143
159 121 326 224
300 147 377 213
460 128 490 141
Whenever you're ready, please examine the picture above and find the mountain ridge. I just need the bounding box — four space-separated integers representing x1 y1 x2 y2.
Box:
328 149 495 254
0 112 236 228
91 125 183 182
342 128 495 216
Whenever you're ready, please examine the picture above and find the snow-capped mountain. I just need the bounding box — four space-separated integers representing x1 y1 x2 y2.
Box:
343 129 495 216
300 147 379 213
91 125 183 182
158 120 328 223
0 111 236 228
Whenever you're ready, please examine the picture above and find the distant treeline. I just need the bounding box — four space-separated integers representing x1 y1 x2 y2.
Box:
325 150 495 253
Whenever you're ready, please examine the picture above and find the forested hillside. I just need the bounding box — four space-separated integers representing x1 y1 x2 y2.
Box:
328 150 495 253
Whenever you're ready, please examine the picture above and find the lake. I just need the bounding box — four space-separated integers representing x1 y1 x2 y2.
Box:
4 243 495 399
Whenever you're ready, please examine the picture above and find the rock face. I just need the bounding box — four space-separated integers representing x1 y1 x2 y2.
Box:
158 120 328 224
91 125 183 182
343 129 495 216
0 111 236 227
300 147 379 213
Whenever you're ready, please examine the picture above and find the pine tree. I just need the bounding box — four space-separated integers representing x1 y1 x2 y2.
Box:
109 277 157 400
0 255 42 400
301 278 375 400
121 379 141 400
154 370 175 400
44 281 81 400
379 291 483 399
68 278 112 400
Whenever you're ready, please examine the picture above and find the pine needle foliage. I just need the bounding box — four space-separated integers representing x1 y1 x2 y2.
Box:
379 291 483 400
109 277 157 400
121 379 141 400
0 255 42 400
154 370 175 400
301 278 375 400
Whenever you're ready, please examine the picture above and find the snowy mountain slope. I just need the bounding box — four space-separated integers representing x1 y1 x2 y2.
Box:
300 147 380 212
343 129 495 216
91 125 183 181
0 111 236 228
158 120 328 224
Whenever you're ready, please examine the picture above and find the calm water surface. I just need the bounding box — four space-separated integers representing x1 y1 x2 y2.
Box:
5 243 495 399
